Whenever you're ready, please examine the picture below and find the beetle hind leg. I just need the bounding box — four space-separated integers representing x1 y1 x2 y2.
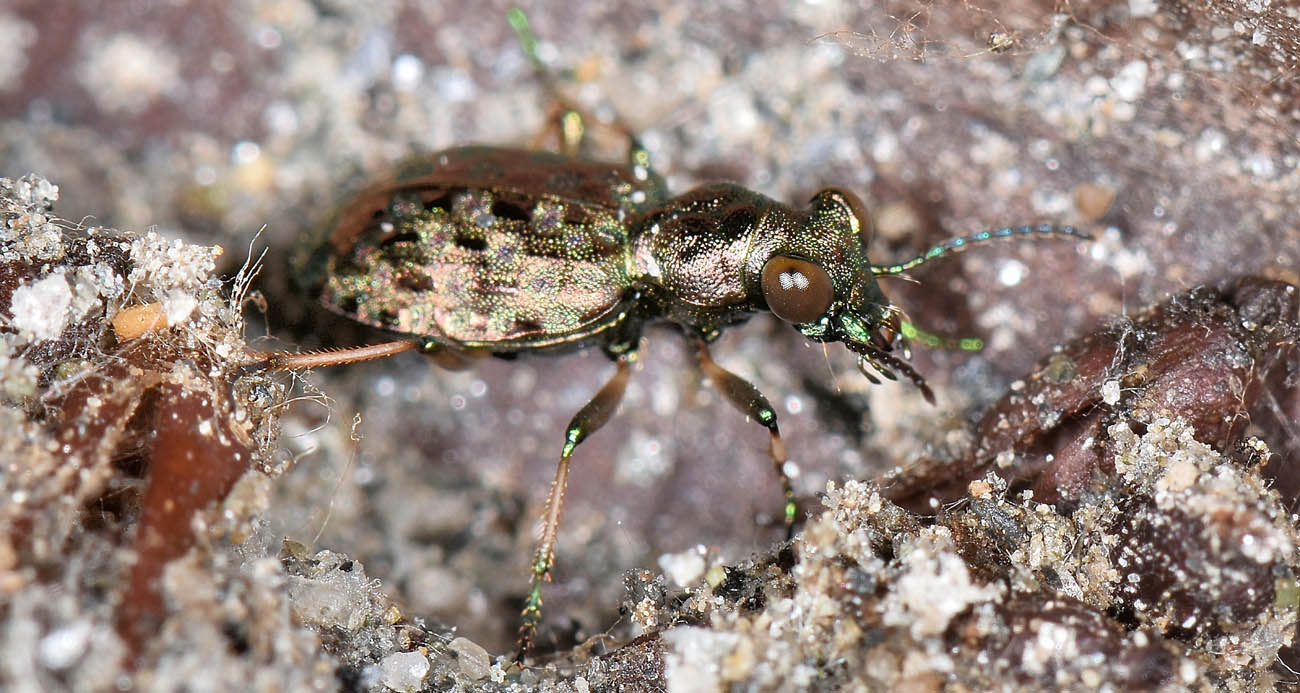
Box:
510 8 647 162
695 342 797 539
517 353 634 660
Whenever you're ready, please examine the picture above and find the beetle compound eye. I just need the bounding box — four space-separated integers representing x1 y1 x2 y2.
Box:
761 256 834 324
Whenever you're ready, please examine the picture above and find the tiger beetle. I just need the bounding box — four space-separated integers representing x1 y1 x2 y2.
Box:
239 8 1089 659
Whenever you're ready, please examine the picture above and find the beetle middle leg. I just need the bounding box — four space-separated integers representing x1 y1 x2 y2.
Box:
518 352 634 659
695 341 797 538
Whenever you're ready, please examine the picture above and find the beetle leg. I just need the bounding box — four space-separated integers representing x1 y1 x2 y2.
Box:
530 103 588 156
509 9 649 165
517 353 634 660
238 339 419 376
694 342 797 539
238 339 477 376
530 97 651 170
421 343 484 371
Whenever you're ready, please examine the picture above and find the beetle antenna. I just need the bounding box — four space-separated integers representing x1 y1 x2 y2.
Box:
899 320 985 352
871 224 1090 276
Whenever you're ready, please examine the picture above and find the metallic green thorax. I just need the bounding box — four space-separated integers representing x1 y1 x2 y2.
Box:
314 147 894 359
627 183 891 345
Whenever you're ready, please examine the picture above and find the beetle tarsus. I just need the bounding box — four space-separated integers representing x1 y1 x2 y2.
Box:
517 353 634 659
227 341 422 418
696 341 798 539
241 340 420 375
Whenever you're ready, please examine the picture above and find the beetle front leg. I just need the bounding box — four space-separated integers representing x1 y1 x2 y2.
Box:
695 342 797 538
517 353 634 660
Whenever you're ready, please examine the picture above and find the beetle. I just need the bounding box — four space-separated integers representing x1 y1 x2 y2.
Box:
249 143 1084 656
240 12 1088 659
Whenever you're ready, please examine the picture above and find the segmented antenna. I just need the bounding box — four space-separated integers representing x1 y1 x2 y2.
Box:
900 320 984 352
872 224 1090 276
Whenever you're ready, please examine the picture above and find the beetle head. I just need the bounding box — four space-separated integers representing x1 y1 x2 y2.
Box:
757 188 931 398
759 188 892 344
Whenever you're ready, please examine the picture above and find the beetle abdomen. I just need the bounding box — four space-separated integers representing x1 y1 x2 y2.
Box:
321 180 636 349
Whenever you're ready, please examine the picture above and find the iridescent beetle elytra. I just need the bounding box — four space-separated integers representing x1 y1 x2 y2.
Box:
240 10 1089 659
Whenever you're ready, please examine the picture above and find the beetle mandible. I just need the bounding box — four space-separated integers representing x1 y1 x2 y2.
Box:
242 10 1088 658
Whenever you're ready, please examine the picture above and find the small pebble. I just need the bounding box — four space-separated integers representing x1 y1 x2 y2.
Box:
38 621 92 670
1074 182 1116 222
1101 379 1121 405
449 636 491 680
658 548 706 588
378 650 430 692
